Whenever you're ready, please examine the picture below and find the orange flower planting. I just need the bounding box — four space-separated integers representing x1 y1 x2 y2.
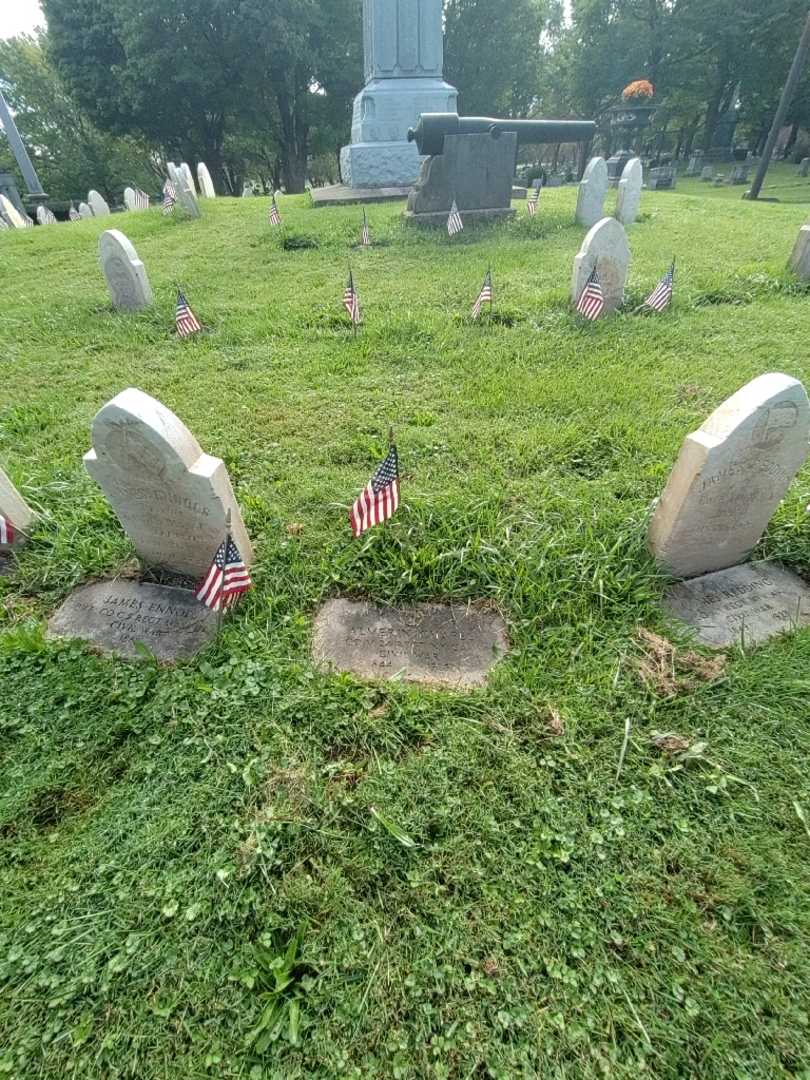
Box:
623 80 654 100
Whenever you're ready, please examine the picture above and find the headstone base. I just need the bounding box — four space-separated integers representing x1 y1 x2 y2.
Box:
311 184 412 206
48 581 218 662
312 599 509 689
403 207 515 229
664 562 810 648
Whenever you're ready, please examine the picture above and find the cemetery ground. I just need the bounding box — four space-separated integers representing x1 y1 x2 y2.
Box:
2 184 810 1080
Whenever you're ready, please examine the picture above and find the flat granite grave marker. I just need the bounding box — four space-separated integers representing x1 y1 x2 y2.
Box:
615 157 642 224
197 162 216 198
98 229 153 312
0 464 35 550
312 599 509 689
88 190 111 217
575 157 609 228
789 224 810 279
48 581 218 661
649 373 810 579
84 387 253 578
571 217 631 314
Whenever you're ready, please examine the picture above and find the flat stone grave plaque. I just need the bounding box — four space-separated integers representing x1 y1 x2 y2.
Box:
312 599 509 689
48 581 218 661
665 562 810 648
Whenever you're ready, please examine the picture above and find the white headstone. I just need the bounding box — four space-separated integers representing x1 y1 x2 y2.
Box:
700 166 713 181
615 157 643 225
575 157 609 228
98 229 154 312
78 201 94 219
197 162 216 198
274 189 283 200
0 193 27 229
180 162 197 194
241 183 254 198
789 225 810 280
84 388 253 578
88 190 111 217
649 373 810 579
571 217 630 315
123 186 137 211
168 162 201 219
0 465 35 549
36 205 57 226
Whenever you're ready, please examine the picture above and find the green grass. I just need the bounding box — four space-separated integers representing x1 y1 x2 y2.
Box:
2 181 810 1079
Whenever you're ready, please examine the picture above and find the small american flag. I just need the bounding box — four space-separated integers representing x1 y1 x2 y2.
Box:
195 535 253 611
269 196 281 226
176 291 202 337
644 261 675 312
447 199 463 236
134 188 150 210
343 271 361 325
68 203 81 221
162 180 177 215
527 186 540 216
350 445 400 537
0 514 15 545
472 269 493 320
576 267 606 321
361 210 370 247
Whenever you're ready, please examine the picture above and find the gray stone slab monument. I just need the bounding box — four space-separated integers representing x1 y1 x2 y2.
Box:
339 0 458 188
575 157 609 228
404 131 517 225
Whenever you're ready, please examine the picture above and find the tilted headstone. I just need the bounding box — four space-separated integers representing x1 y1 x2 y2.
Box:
88 190 111 217
78 202 94 219
98 229 153 312
168 162 201 219
575 157 609 228
123 186 148 211
615 157 643 225
649 373 810 579
197 162 216 198
686 155 700 176
273 189 283 200
0 193 26 228
84 388 253 578
800 157 810 178
180 163 196 194
700 166 713 181
36 205 58 226
0 465 35 549
789 224 810 279
571 217 630 315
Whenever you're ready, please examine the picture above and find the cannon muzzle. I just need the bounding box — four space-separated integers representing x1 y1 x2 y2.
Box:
407 113 596 157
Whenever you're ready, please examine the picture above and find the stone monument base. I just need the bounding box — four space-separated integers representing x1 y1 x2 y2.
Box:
340 141 423 190
311 183 412 207
664 562 810 648
403 207 515 229
48 581 218 662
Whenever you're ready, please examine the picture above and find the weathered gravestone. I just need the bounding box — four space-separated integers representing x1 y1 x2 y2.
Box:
84 387 253 578
99 229 153 312
649 374 810 646
800 157 810 178
575 156 609 228
168 163 201 219
78 201 94 219
0 193 26 228
700 166 713 181
789 225 810 279
686 155 702 177
180 163 197 194
48 581 218 662
197 162 216 198
312 599 509 689
88 190 111 217
647 165 676 190
571 217 631 314
615 157 643 225
0 464 35 551
36 205 57 225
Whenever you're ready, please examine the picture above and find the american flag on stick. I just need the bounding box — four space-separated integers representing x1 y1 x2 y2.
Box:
350 443 400 537
576 267 606 321
343 270 361 326
472 269 493 320
68 203 81 221
175 291 202 338
447 199 463 237
269 196 281 226
162 180 177 215
360 209 370 247
195 534 253 612
527 186 540 217
134 188 150 210
0 514 15 546
643 260 675 312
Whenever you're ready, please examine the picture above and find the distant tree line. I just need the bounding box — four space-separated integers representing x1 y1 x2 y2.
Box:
2 0 810 202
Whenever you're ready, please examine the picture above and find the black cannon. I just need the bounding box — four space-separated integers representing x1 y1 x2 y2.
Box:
407 113 596 157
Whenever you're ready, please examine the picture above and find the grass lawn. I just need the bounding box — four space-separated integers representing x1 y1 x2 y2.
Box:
2 179 810 1079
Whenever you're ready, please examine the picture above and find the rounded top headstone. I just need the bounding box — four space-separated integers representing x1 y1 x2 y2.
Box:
571 216 631 313
90 388 204 479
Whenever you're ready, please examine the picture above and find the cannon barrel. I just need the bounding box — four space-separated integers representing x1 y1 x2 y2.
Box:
407 113 596 157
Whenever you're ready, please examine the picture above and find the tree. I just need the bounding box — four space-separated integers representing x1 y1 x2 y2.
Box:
0 34 155 204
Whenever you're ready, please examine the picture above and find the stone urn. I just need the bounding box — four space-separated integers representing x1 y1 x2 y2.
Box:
607 103 656 184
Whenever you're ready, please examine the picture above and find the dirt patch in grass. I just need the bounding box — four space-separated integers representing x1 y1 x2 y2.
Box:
634 628 726 697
